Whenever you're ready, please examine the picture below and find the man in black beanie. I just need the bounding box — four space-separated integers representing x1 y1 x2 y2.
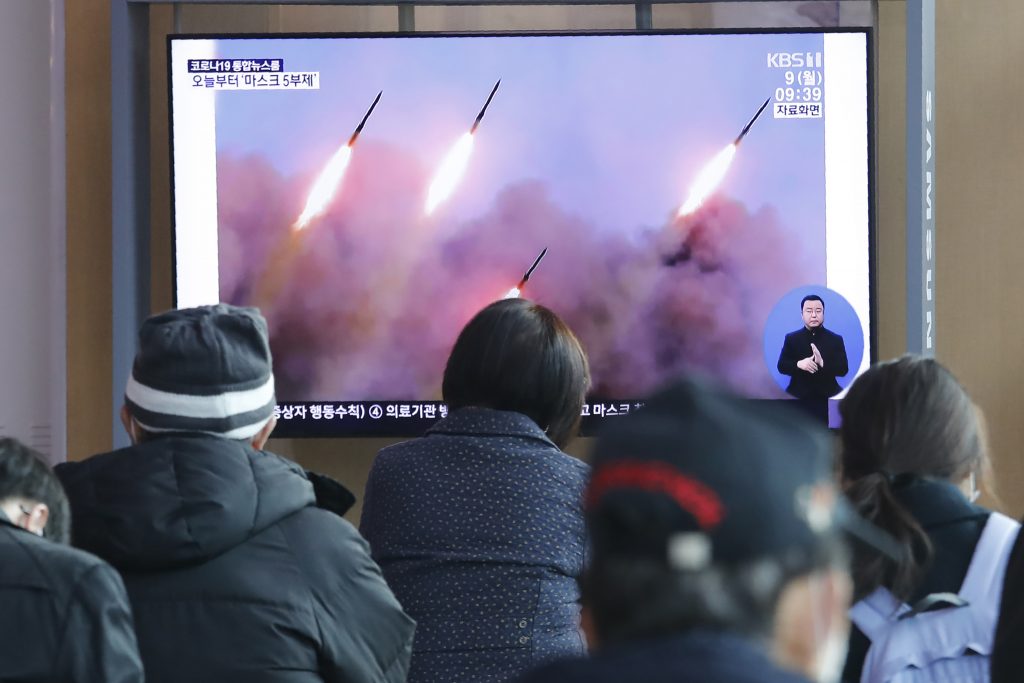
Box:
516 378 855 683
57 304 414 683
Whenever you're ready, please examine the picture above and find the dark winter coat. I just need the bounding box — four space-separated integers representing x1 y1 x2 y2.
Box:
841 477 990 683
360 407 589 683
777 325 849 399
0 517 144 682
513 630 812 683
57 434 415 683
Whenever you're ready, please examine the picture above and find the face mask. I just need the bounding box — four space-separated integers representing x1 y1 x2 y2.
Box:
809 572 849 683
813 631 849 683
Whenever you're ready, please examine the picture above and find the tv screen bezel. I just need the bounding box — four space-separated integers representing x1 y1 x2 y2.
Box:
166 26 876 438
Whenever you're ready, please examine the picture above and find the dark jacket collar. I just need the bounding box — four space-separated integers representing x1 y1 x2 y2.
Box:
891 476 987 529
0 514 24 533
427 407 556 447
801 324 833 337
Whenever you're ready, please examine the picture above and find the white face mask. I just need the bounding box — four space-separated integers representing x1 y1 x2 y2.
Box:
813 631 849 683
809 572 849 683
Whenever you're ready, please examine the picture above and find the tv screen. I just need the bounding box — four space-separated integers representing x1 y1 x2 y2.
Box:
169 30 872 437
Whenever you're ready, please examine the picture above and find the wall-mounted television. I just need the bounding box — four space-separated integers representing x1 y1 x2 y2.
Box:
169 29 872 437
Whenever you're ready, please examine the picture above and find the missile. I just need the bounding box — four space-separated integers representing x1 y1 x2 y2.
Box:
470 80 501 134
347 90 382 146
517 247 548 288
733 97 770 145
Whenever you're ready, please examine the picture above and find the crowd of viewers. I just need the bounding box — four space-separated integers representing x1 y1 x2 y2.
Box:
2 300 1024 682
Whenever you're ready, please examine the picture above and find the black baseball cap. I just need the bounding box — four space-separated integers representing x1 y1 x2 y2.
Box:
587 377 894 571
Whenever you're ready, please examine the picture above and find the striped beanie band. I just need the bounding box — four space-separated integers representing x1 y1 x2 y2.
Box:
124 304 276 440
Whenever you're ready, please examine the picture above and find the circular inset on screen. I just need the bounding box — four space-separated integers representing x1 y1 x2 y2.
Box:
762 285 864 399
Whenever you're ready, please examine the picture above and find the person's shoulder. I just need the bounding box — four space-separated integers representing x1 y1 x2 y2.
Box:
3 524 105 569
364 438 433 486
280 500 361 533
0 525 118 598
55 445 135 483
274 506 396 599
503 437 590 489
372 436 433 467
546 448 590 478
277 504 370 561
375 437 423 459
783 328 805 340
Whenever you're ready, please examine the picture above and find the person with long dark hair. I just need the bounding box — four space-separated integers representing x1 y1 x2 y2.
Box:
839 355 1019 682
360 298 591 683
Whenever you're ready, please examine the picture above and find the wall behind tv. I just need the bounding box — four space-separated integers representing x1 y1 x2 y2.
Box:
64 0 1024 521
1 0 66 464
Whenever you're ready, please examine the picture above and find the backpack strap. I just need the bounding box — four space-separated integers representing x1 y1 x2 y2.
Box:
959 512 1020 604
850 513 1020 683
849 587 909 641
899 592 969 620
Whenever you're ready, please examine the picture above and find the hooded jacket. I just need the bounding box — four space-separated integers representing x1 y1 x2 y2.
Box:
57 434 415 683
0 517 144 682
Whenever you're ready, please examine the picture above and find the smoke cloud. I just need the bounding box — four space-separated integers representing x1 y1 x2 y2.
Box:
217 143 813 402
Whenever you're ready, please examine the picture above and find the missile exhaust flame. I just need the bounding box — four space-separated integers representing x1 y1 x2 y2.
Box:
676 97 769 218
294 146 353 230
501 247 548 299
425 132 475 215
425 80 501 215
677 143 737 217
293 91 382 231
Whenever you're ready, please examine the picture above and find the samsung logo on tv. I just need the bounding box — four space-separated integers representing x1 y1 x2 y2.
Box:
767 52 823 68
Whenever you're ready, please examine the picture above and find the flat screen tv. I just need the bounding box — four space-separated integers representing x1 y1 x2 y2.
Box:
169 29 872 436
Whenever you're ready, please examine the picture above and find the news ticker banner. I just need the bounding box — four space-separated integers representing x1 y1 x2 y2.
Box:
269 400 646 438
268 397 841 438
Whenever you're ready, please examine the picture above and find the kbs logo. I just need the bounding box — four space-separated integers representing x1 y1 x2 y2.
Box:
767 52 823 68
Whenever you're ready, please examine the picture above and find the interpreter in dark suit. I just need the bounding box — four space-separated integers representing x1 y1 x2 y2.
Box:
776 294 849 424
360 298 591 683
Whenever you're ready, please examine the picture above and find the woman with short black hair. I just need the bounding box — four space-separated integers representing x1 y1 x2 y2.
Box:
361 298 591 683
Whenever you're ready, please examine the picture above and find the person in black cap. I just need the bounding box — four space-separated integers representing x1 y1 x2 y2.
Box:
0 437 143 683
57 304 415 683
515 377 855 683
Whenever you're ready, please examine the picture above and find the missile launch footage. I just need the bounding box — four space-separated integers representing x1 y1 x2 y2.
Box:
294 91 382 230
677 97 770 219
503 247 548 299
426 80 501 215
171 31 871 421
